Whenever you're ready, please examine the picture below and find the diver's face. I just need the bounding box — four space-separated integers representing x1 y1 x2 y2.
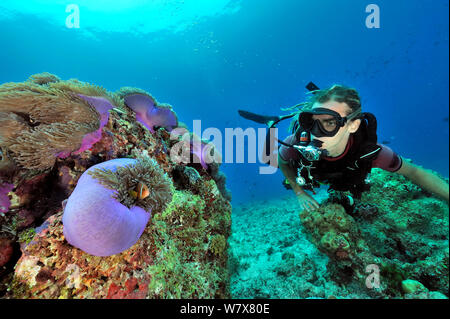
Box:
310 100 360 157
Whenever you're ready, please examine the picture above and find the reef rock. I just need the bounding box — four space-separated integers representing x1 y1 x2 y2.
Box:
11 183 230 299
299 167 449 299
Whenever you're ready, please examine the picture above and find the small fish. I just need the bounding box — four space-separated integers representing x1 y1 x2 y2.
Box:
444 117 449 123
381 140 391 145
129 182 150 200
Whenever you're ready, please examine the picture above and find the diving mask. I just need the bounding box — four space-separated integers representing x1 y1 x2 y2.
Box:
298 107 362 137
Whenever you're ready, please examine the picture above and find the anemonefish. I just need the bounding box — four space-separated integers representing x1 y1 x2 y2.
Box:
129 182 150 200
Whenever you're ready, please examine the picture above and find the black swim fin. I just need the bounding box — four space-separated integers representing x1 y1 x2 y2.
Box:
238 110 280 126
306 81 320 93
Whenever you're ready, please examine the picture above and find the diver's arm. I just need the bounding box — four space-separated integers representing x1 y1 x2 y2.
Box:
396 158 449 203
278 153 320 211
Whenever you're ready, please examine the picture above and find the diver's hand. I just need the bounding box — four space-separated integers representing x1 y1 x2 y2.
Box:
296 192 320 212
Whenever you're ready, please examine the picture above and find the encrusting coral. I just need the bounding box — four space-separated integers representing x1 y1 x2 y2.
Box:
210 234 227 257
298 201 376 288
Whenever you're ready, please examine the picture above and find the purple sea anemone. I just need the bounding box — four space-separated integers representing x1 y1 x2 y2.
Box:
62 155 173 257
124 93 178 133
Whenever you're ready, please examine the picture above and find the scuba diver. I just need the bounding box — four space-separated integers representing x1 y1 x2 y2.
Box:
239 83 449 212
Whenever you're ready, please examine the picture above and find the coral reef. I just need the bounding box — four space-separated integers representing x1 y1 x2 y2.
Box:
0 73 231 299
229 193 374 299
355 168 449 298
208 162 232 202
297 167 449 298
299 202 380 290
230 166 448 299
8 180 230 298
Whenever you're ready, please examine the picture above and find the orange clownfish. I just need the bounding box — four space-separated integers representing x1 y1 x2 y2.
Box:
129 182 150 200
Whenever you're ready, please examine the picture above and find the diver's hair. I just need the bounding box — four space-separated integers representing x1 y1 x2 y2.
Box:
306 84 361 115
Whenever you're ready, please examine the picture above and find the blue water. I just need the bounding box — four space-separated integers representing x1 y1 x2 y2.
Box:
0 0 448 205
